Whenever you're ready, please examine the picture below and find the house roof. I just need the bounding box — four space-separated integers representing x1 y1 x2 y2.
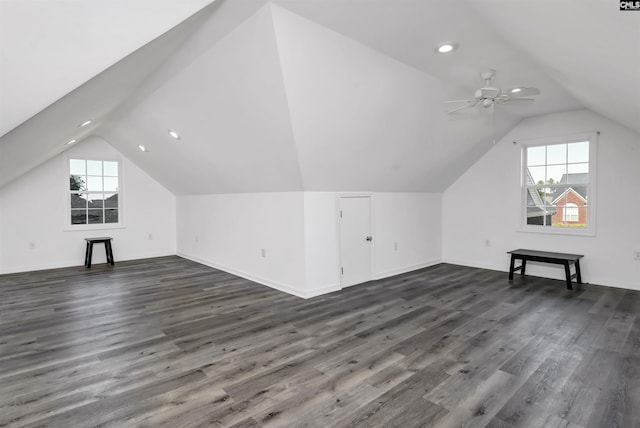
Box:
552 173 589 201
1 0 638 193
552 187 588 205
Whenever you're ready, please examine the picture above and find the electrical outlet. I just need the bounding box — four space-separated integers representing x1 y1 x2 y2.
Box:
634 250 640 261
29 241 36 250
148 233 153 240
485 239 491 247
394 242 398 251
261 248 266 258
195 235 199 243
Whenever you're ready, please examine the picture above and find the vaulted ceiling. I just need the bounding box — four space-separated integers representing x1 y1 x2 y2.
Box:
1 0 638 192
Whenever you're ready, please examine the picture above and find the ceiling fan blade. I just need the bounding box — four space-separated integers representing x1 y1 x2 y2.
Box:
503 98 535 105
447 102 478 114
507 87 540 98
445 99 477 104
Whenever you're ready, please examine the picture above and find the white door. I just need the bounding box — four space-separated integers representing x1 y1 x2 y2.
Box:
339 196 372 287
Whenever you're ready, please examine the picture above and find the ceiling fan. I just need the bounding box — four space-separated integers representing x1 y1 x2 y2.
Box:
446 69 540 114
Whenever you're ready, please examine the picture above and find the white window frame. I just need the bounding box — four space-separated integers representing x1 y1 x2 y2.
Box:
519 131 597 236
63 154 125 231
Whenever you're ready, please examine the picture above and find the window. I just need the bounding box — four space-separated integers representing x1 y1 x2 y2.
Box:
68 158 121 227
521 132 597 235
563 203 579 222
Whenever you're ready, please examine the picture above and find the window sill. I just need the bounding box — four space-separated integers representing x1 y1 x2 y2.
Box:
517 225 595 237
64 223 125 232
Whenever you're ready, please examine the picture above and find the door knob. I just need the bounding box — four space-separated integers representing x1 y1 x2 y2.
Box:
366 236 372 241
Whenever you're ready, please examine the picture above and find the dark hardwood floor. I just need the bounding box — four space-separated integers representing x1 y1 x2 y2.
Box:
1 256 639 427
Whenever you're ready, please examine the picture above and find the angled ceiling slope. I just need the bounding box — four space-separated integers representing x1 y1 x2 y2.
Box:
0 0 217 137
101 3 303 194
0 0 223 189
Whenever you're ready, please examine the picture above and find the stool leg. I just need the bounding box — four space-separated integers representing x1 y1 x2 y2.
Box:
87 242 93 268
575 260 582 284
508 255 515 280
84 242 90 267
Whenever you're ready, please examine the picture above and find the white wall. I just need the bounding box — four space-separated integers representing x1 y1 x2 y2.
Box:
176 192 307 296
443 109 640 290
303 192 340 296
373 193 442 279
0 136 176 273
176 191 442 298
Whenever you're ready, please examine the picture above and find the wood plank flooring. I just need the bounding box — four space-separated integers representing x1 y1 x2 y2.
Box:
1 256 639 427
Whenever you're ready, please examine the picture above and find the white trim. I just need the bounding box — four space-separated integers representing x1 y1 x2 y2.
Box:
373 259 442 280
0 251 175 275
518 131 597 236
177 252 310 299
443 258 640 292
62 154 125 231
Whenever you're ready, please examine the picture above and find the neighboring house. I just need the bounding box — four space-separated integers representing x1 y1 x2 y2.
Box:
526 169 556 225
551 187 587 224
550 173 588 225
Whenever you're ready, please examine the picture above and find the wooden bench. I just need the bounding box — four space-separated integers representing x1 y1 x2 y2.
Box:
85 237 114 268
507 249 583 290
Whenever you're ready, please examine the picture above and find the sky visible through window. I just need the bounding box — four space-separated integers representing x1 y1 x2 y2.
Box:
527 141 589 184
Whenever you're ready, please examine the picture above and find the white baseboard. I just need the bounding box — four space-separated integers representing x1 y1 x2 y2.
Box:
177 252 313 299
373 259 442 280
443 257 640 292
0 251 176 275
304 283 342 298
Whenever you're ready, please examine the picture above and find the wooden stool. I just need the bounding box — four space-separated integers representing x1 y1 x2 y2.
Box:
85 237 114 268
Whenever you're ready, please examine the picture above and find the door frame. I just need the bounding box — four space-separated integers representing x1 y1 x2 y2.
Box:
336 192 375 288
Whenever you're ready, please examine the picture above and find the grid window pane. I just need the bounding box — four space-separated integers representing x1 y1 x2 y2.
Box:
87 194 104 209
547 164 567 183
568 163 588 175
105 209 118 223
70 175 87 191
528 166 546 184
546 144 567 165
71 194 87 208
87 176 103 191
527 146 546 166
87 160 102 176
71 209 87 224
103 177 118 192
88 209 103 224
103 161 118 177
70 159 86 175
568 141 589 163
104 194 118 209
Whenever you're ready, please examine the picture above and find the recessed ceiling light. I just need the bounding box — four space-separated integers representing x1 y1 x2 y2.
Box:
138 145 148 152
168 129 180 140
435 42 458 54
510 88 522 93
79 120 92 128
65 139 76 145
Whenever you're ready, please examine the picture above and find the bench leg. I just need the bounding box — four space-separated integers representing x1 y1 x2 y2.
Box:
87 242 93 268
520 259 527 276
509 255 516 280
84 242 90 267
564 261 573 290
575 260 582 284
106 240 114 266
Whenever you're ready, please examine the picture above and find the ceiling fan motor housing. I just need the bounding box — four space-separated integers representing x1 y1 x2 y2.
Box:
476 87 501 100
